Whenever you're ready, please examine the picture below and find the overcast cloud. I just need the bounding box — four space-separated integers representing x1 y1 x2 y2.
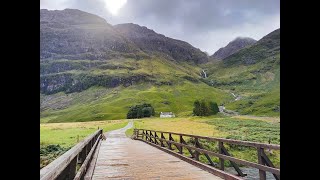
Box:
40 0 280 55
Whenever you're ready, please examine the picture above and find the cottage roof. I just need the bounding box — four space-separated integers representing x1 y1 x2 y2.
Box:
160 112 174 115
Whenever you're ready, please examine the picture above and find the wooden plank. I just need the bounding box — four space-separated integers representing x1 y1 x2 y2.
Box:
74 134 101 180
135 129 280 150
142 134 280 175
40 129 103 180
84 140 102 180
138 139 243 180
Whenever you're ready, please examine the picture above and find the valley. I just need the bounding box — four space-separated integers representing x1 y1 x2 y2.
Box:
40 9 280 177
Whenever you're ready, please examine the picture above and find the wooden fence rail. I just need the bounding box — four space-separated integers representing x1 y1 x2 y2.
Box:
40 129 103 180
133 129 280 180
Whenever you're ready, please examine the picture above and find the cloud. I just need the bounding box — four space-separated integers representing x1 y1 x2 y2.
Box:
40 0 280 54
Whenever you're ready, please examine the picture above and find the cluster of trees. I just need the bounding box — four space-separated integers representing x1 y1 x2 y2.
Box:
193 100 219 116
127 103 155 119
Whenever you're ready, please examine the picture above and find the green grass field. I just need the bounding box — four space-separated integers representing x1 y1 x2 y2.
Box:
41 81 232 123
40 120 128 169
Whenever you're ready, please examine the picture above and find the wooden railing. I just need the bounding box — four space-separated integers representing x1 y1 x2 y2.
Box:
40 129 103 180
133 129 280 180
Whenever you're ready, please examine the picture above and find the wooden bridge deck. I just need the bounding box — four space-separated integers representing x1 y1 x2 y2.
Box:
91 121 222 180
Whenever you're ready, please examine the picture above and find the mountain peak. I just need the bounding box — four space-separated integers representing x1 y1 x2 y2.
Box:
211 37 257 60
40 8 108 25
114 23 208 63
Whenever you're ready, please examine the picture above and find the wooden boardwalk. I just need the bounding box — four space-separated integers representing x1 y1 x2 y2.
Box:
91 121 222 180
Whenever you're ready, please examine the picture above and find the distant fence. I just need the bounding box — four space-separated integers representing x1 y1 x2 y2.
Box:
40 129 103 180
134 129 280 180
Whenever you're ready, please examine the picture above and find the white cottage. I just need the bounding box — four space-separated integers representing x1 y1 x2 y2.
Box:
160 112 175 118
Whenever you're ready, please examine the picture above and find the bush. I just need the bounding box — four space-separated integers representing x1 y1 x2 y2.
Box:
193 99 219 116
127 103 155 119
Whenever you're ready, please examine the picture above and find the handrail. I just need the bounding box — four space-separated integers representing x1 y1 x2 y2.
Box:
135 129 280 150
40 129 103 180
134 129 280 180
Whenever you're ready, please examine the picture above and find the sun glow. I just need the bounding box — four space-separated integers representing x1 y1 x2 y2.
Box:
105 0 127 16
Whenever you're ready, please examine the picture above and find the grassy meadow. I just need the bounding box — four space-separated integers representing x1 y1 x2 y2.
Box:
40 120 128 169
40 81 232 123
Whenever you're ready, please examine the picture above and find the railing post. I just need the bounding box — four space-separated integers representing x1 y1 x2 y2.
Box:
194 138 200 161
145 130 148 141
179 135 183 154
154 131 158 144
143 130 146 141
219 141 224 171
257 147 267 180
161 132 165 147
168 133 173 150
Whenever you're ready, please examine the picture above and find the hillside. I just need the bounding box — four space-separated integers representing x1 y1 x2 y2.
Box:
40 9 280 122
201 28 280 116
211 37 257 60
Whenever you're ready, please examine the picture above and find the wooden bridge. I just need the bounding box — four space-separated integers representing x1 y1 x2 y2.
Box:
40 121 280 180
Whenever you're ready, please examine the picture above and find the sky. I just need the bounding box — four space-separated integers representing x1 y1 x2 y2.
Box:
40 0 280 55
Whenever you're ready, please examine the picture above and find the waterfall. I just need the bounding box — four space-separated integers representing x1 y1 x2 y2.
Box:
202 70 207 78
231 93 236 97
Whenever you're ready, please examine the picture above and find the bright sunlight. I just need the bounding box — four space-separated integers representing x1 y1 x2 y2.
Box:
104 0 127 16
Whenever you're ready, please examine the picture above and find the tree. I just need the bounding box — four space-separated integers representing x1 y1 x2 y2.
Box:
200 100 210 116
126 103 155 119
209 101 219 115
142 107 152 117
193 99 219 116
193 100 200 116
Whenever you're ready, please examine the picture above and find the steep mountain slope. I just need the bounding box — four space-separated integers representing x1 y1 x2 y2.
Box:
114 23 208 64
40 9 211 95
211 37 257 60
40 9 231 122
40 9 142 60
201 28 280 116
223 29 279 66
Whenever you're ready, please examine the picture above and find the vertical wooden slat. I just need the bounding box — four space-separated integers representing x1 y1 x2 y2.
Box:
168 133 173 150
161 132 165 147
179 135 183 154
258 147 267 180
219 141 224 171
154 132 159 144
194 138 200 161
